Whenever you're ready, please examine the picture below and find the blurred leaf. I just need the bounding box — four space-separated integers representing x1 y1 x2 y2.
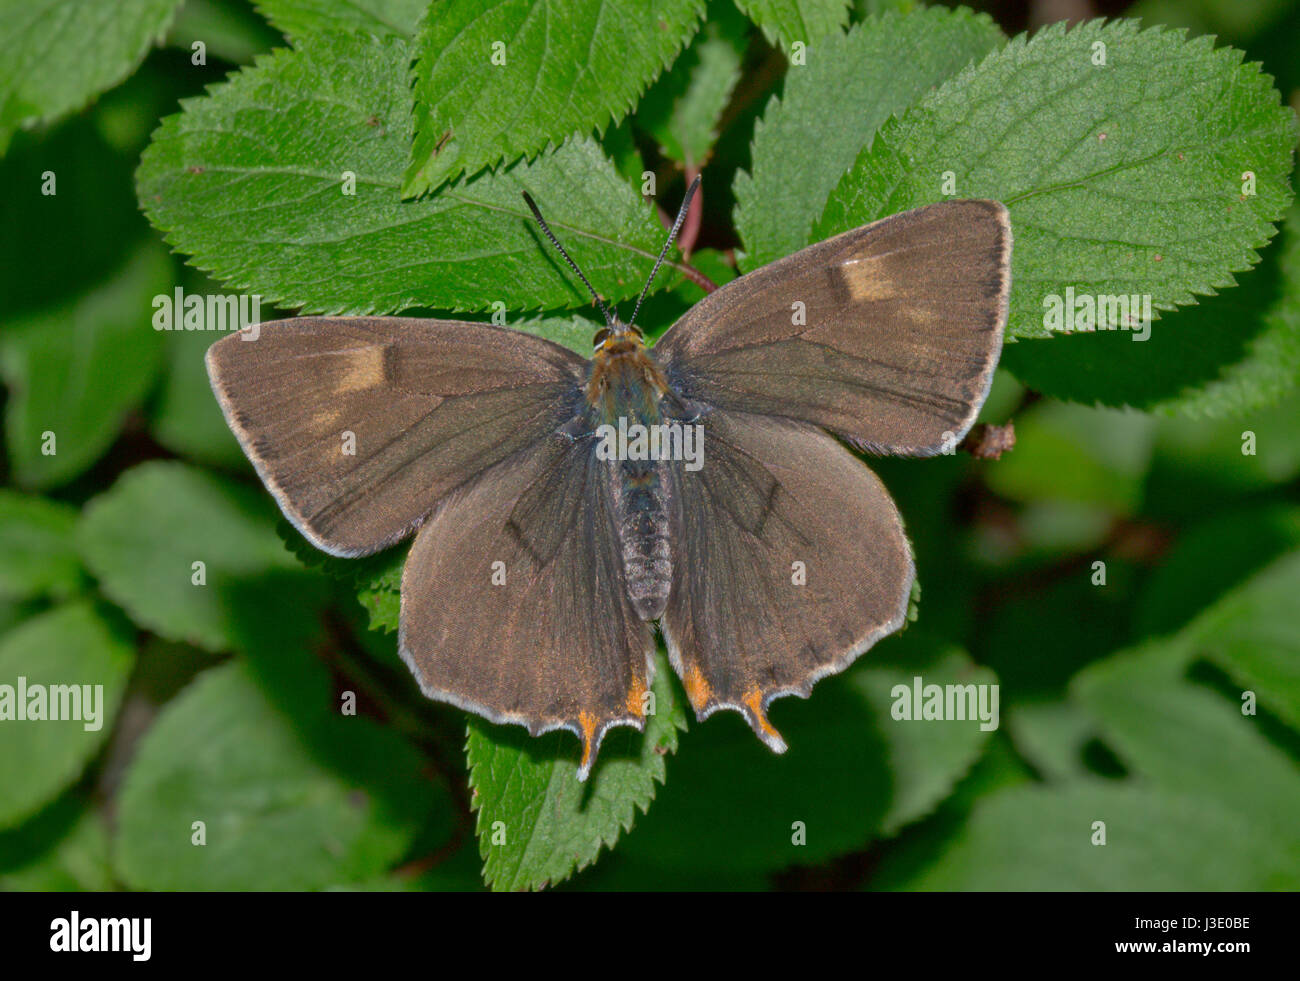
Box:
1069 552 1300 883
817 20 1298 345
0 602 134 829
0 0 184 154
733 0 851 49
403 0 705 195
252 0 426 39
1006 698 1103 782
1002 208 1300 416
620 636 992 872
892 782 1280 890
0 121 143 317
147 293 250 470
637 2 748 169
137 32 675 315
0 242 171 489
77 461 302 651
115 659 442 889
1188 549 1300 731
735 6 1002 271
467 651 686 891
865 640 998 836
0 491 84 602
983 401 1154 514
1137 505 1300 635
168 0 281 65
1143 391 1300 519
0 795 113 890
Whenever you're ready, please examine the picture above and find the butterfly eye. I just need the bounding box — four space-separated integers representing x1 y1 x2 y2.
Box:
628 326 644 339
593 328 611 348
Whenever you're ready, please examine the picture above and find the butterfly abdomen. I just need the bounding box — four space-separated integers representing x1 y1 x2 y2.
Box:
609 460 672 620
588 336 674 621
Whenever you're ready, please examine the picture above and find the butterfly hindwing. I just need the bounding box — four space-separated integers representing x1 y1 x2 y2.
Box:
663 408 914 747
206 317 585 556
655 199 1011 455
399 434 654 779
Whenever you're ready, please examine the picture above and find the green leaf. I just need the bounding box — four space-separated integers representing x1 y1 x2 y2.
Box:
1002 206 1300 416
77 461 304 651
637 2 748 169
467 651 686 891
0 120 144 318
0 602 134 829
252 0 427 39
0 796 114 891
619 636 994 872
137 32 675 315
735 6 1002 271
1136 505 1300 636
115 659 441 890
147 281 252 470
0 242 171 488
816 19 1298 343
166 0 281 66
1076 628 1300 888
893 782 1280 890
983 400 1154 515
0 0 184 155
733 0 850 50
0 491 84 602
1187 549 1300 732
403 0 705 196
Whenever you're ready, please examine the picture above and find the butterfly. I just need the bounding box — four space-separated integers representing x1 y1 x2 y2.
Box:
207 177 1011 779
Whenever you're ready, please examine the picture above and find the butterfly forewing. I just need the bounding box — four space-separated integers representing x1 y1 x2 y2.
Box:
662 408 914 746
655 199 1011 455
206 317 585 556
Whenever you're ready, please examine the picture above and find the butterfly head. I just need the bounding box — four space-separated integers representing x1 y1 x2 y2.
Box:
592 321 645 354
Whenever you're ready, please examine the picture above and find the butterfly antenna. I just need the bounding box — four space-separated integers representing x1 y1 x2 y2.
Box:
522 191 614 327
627 173 701 331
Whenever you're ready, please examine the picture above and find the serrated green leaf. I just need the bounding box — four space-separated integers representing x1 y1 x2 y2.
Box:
0 491 84 602
115 659 442 890
0 242 171 489
0 0 184 155
733 0 850 50
137 32 676 315
468 651 686 891
403 0 705 195
0 602 134 829
77 461 304 651
637 2 748 169
816 19 1298 346
1002 206 1300 416
252 0 427 39
735 6 1002 271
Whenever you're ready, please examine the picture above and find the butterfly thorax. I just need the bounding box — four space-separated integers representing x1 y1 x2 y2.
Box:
587 332 674 621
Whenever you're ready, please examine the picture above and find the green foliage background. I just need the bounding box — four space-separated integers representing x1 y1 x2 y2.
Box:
0 0 1298 891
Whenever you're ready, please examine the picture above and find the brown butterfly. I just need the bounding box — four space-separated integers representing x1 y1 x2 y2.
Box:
207 179 1011 779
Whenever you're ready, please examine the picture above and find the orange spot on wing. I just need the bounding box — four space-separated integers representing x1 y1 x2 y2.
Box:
743 686 784 745
682 664 713 710
578 711 598 771
626 676 648 716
